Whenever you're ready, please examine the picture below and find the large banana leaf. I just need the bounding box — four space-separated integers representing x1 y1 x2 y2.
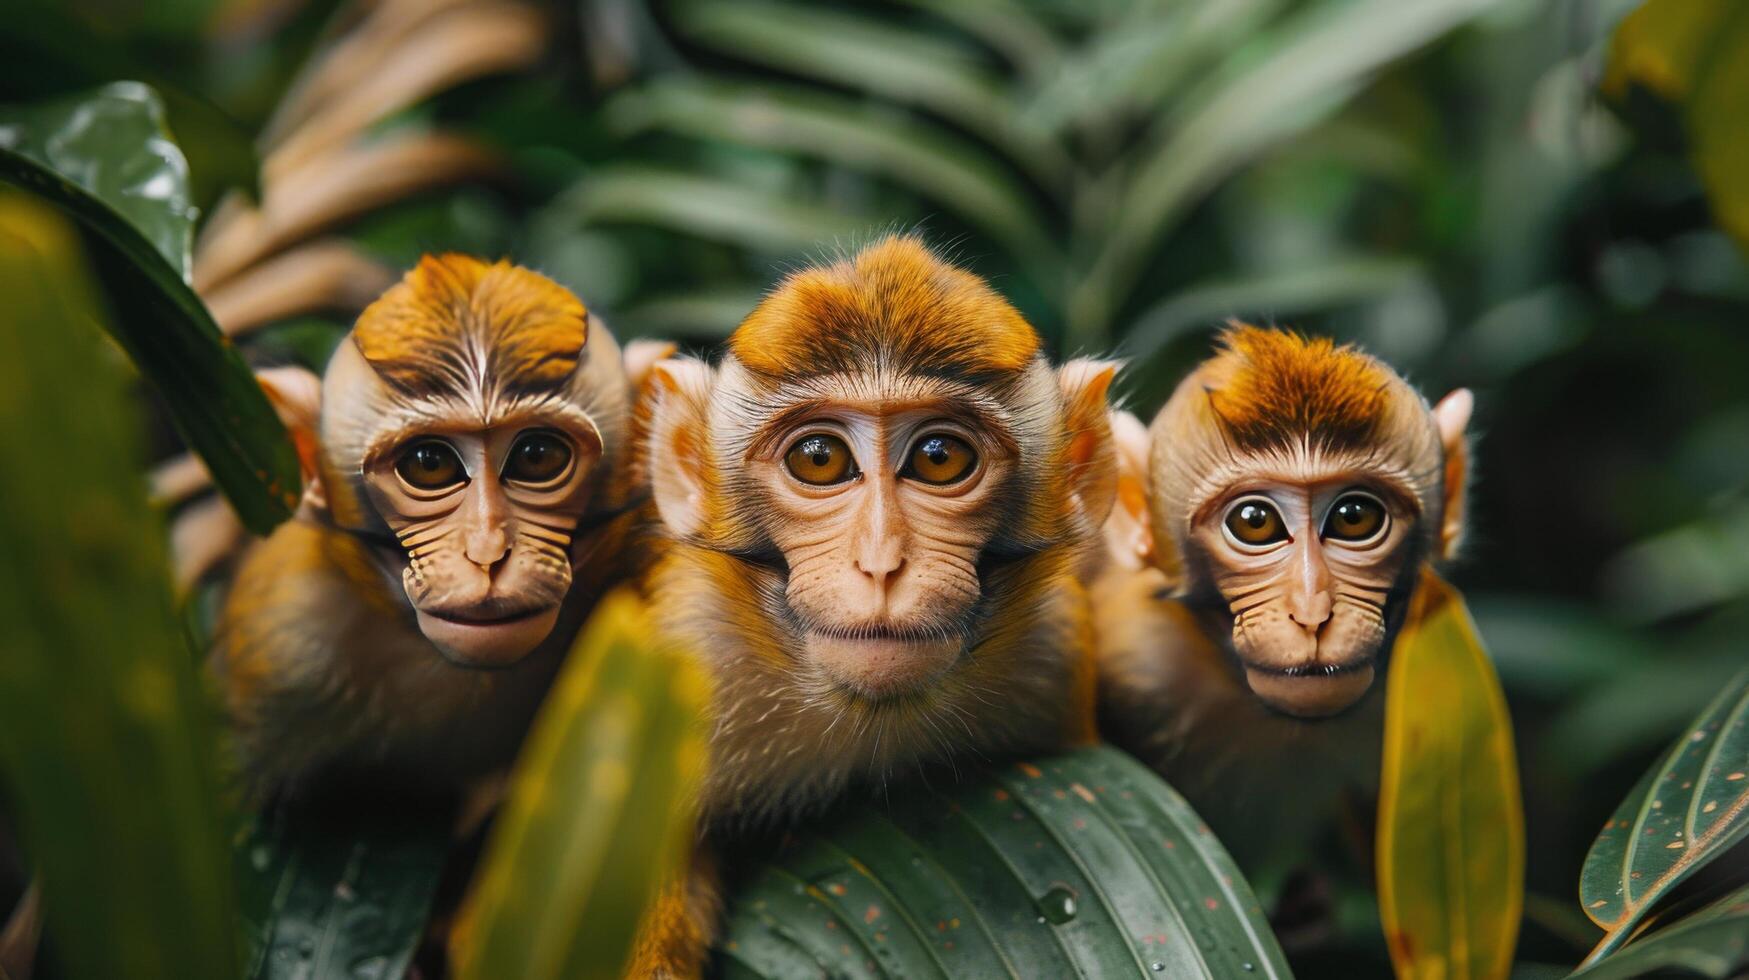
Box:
1576 668 1749 965
0 189 238 980
0 82 298 534
1377 570 1524 980
714 745 1292 979
452 592 710 979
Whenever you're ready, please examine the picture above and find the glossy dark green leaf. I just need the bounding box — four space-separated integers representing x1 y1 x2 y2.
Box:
0 0 260 208
452 592 710 980
0 81 197 275
714 745 1292 979
234 800 454 980
0 83 300 534
0 189 238 980
1570 882 1749 979
1577 668 1749 965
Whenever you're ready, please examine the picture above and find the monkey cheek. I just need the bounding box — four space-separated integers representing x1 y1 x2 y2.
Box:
415 605 562 669
806 634 961 701
1242 663 1375 719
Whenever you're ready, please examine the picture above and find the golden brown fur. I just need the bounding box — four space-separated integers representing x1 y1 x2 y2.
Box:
628 236 1114 977
211 257 656 799
1094 323 1469 876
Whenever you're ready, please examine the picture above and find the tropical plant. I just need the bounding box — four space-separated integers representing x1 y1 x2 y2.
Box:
6 0 1749 978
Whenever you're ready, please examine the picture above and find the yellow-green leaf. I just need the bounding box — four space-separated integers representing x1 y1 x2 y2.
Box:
1377 569 1524 980
0 189 238 980
451 590 711 980
1605 0 1749 253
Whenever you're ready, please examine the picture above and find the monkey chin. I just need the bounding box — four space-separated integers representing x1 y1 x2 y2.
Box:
1241 661 1376 719
806 631 961 701
415 605 562 670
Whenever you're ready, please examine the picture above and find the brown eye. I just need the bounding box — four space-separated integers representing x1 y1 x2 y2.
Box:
1224 498 1288 546
504 430 573 485
1325 492 1387 542
396 440 464 491
785 433 856 485
905 433 977 485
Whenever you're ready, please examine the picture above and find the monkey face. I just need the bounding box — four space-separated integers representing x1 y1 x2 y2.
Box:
748 394 1015 702
1189 477 1417 718
360 416 604 668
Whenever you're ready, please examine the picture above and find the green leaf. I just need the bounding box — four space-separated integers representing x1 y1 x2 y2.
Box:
452 591 711 980
0 81 197 275
670 0 1068 184
0 83 300 534
607 79 1060 275
1570 883 1749 979
1119 255 1423 363
1377 571 1524 980
553 167 873 255
1075 0 1499 345
0 189 238 980
234 800 453 980
1577 668 1749 965
0 2 261 208
714 745 1291 979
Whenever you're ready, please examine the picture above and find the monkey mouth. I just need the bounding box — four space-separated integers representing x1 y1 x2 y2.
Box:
1252 659 1373 679
1239 657 1377 719
424 604 552 627
804 624 964 701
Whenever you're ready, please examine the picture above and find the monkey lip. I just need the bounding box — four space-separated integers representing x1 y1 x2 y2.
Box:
416 603 562 669
1242 659 1376 719
805 626 962 700
424 605 549 627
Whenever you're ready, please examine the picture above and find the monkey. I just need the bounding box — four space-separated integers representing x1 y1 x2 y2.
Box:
1092 324 1469 883
623 235 1119 977
209 254 668 801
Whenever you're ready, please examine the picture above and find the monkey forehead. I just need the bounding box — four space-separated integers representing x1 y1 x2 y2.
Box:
353 254 591 399
318 333 625 469
727 235 1041 382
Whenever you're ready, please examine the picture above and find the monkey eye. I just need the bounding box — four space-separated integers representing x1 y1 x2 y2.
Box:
1324 492 1387 542
903 433 977 486
1223 498 1289 547
395 440 465 491
785 433 857 486
504 429 574 486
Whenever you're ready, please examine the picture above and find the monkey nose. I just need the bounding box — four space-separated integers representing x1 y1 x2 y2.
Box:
465 528 510 573
855 554 906 593
1289 591 1334 632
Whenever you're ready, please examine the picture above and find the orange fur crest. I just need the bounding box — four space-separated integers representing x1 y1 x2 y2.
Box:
353 254 587 397
729 235 1040 381
1204 323 1394 452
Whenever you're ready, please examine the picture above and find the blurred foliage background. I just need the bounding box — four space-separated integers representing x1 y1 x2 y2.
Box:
3 0 1748 974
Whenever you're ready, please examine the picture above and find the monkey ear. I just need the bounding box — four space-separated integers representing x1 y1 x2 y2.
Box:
646 357 716 539
623 338 678 389
1101 409 1154 570
256 366 327 511
1057 359 1121 532
1432 388 1472 560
